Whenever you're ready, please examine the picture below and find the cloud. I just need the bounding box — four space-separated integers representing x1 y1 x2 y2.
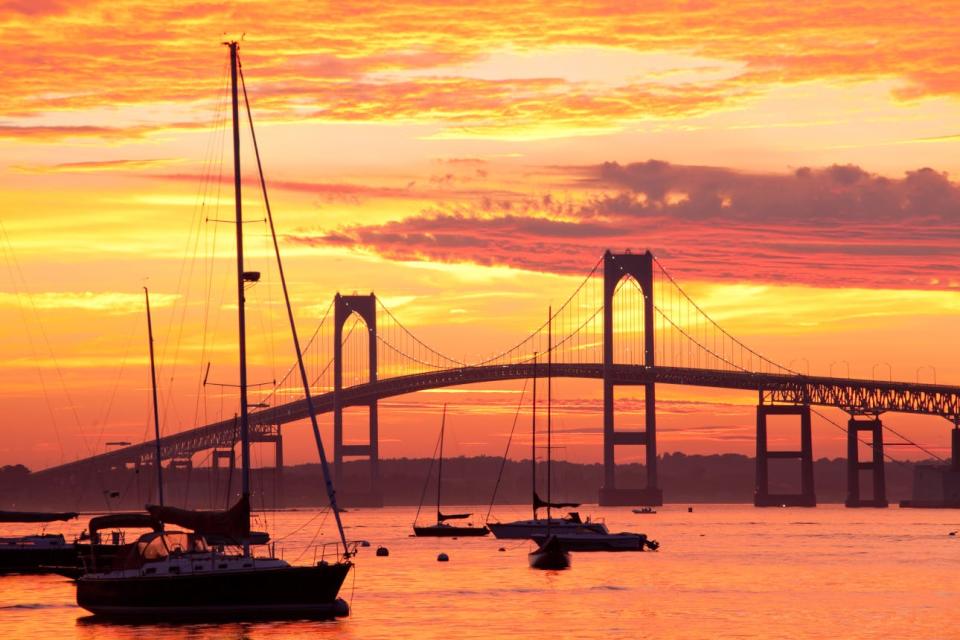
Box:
13 158 179 173
0 291 179 314
290 160 960 290
1 2 958 139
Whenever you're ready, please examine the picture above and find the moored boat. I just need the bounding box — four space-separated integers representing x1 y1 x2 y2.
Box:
488 510 608 540
0 510 79 574
528 535 570 570
414 523 490 537
413 405 489 538
488 341 603 540
75 40 354 621
531 531 659 552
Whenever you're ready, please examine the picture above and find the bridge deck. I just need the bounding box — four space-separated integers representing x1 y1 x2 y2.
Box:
33 365 960 480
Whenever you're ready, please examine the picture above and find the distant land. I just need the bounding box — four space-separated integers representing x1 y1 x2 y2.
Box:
1 453 930 512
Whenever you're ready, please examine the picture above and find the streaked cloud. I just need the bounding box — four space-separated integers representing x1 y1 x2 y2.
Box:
13 158 180 173
0 291 179 313
295 160 960 291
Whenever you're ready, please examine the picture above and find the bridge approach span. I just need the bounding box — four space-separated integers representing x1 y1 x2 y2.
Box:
33 363 960 481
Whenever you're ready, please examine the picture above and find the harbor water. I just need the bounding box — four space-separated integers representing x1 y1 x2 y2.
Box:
1 504 958 639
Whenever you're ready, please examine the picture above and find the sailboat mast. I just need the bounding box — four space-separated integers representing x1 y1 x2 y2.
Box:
228 41 251 505
531 351 537 520
437 404 446 525
144 287 164 507
547 306 552 524
236 50 350 555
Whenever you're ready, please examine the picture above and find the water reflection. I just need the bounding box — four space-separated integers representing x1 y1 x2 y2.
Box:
2 505 959 639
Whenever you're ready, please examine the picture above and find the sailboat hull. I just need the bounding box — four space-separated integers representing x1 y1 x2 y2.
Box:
530 532 655 552
77 562 352 620
488 520 608 540
413 525 489 537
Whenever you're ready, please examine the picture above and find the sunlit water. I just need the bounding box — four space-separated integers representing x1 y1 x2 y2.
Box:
1 504 958 639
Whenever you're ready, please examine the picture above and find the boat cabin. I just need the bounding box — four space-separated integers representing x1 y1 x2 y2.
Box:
117 531 209 571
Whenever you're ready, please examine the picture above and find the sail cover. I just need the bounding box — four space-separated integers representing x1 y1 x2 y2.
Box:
533 492 580 510
438 511 471 521
89 512 162 537
0 510 78 523
146 495 250 539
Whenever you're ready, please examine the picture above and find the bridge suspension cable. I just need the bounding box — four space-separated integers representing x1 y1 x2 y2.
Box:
650 255 796 376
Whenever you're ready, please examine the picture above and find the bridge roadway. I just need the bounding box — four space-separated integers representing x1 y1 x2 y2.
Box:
33 364 960 480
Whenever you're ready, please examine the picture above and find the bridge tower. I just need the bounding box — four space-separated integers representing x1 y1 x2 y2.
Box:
599 250 662 506
251 423 285 508
333 293 382 507
845 414 888 507
755 392 816 507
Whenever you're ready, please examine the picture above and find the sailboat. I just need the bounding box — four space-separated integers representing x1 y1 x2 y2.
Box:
75 41 354 620
528 308 570 570
0 510 80 574
487 345 607 541
413 405 489 537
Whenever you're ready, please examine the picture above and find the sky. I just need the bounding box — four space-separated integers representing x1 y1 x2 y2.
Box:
0 1 958 473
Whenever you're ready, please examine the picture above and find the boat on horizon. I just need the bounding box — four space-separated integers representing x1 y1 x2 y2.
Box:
527 310 571 570
75 41 354 621
487 349 606 541
413 405 489 538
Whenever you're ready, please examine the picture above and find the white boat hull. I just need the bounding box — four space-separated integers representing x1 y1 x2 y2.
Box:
488 519 608 540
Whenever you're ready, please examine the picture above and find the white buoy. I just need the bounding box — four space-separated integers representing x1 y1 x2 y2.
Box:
437 552 449 562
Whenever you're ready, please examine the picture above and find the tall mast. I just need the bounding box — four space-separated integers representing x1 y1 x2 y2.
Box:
236 47 350 554
437 404 446 525
532 351 537 520
227 41 251 511
547 306 552 524
144 287 164 507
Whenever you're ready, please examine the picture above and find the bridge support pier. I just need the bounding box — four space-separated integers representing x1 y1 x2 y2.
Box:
952 425 960 471
599 250 662 507
212 448 236 470
252 424 285 508
845 416 887 508
333 293 383 507
755 401 816 507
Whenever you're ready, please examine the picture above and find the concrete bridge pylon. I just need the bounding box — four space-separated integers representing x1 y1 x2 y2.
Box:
599 250 662 506
333 293 382 507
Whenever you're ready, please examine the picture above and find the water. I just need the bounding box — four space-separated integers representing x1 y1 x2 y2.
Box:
1 504 958 639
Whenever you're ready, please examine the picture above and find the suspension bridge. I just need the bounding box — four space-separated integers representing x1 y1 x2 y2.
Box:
33 251 960 508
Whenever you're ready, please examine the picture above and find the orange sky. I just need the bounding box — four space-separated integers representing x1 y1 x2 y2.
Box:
0 1 958 471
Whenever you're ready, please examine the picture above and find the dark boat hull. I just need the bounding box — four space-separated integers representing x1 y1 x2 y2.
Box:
77 563 352 620
528 536 571 570
0 546 78 574
530 533 654 552
413 525 489 537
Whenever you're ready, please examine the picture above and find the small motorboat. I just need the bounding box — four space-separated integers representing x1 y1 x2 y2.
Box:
528 535 570 570
632 507 657 515
531 531 659 552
